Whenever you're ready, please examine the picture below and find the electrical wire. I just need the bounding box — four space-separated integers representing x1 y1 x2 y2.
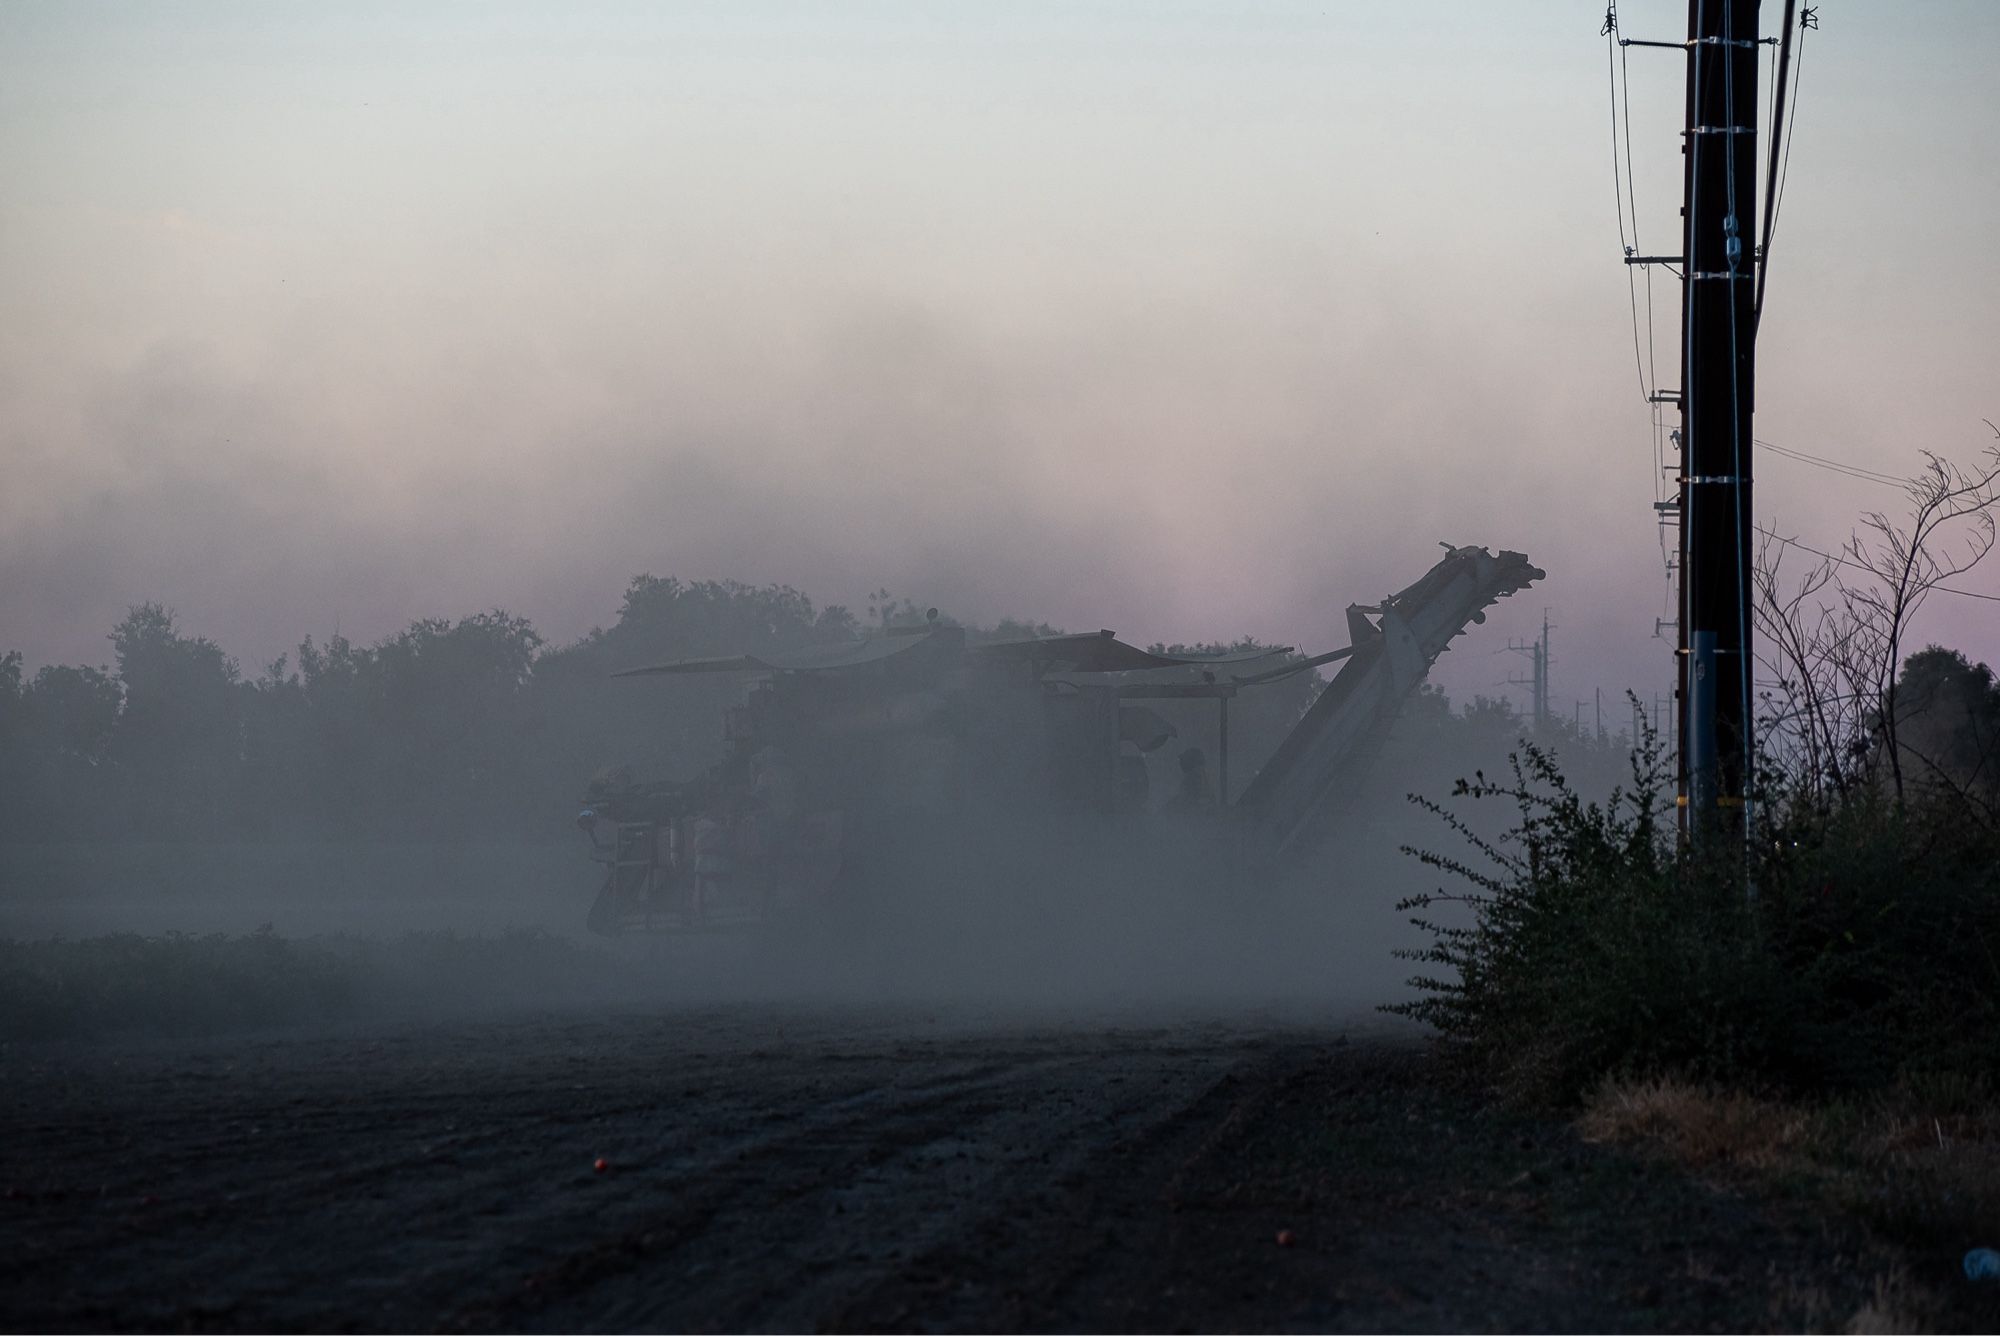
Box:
1755 2 1808 331
1760 436 1912 488
1754 438 1908 488
1757 529 2000 603
1619 18 1658 397
1768 28 1781 165
1604 3 1670 525
1605 4 1652 402
1604 5 1630 258
1768 8 1814 265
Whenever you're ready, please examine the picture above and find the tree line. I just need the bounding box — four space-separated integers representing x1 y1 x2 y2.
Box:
0 578 860 842
8 568 1990 846
1 576 1303 843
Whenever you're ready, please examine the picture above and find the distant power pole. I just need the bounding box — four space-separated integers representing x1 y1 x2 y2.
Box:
1675 0 1760 841
1505 611 1552 731
1539 612 1551 728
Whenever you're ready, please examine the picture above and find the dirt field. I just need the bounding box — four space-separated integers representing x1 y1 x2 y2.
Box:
1 1001 1912 1333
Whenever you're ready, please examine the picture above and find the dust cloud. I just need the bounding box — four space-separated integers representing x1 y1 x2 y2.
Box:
1 682 1602 1045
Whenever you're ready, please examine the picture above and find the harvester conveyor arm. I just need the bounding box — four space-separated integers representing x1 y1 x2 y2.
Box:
1230 544 1543 867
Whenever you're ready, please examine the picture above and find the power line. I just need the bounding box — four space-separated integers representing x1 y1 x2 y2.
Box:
1603 6 1630 256
1604 4 1652 403
1754 438 1908 488
1758 528 2000 603
1618 12 1657 397
1753 0 1800 330
1602 2 1668 523
1768 7 1815 263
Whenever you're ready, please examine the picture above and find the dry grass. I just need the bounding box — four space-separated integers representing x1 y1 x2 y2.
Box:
1842 1267 1933 1335
1578 1075 1813 1169
1582 1074 2000 1331
1770 1263 1934 1336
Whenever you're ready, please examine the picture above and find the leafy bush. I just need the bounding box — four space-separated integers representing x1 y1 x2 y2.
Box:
1391 728 2000 1103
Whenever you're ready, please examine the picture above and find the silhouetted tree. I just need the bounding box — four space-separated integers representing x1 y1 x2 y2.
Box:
533 578 862 807
1892 645 2000 811
108 604 243 836
285 611 544 835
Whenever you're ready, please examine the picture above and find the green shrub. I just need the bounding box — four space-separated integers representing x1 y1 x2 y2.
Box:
1390 731 2000 1103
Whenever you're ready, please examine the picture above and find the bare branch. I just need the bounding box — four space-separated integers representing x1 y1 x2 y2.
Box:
1755 436 2000 804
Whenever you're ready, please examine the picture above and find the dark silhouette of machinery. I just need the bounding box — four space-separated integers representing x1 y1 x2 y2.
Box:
574 544 1542 934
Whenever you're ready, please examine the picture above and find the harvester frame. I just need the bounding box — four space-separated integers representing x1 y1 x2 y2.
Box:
576 543 1542 935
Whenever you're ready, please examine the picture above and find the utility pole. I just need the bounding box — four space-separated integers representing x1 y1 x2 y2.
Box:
1540 612 1551 729
1675 0 1759 841
1505 611 1551 731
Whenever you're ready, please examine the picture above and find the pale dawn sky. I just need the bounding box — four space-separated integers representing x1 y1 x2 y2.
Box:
3 1 1996 712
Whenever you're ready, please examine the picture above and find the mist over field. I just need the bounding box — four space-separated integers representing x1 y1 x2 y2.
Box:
0 0 1990 1057
0 562 1636 1036
6 1 1992 1011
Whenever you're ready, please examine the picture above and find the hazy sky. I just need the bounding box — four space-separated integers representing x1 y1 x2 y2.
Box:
3 1 1996 713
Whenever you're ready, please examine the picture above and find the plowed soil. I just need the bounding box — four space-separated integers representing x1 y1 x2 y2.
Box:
1 1008 1892 1332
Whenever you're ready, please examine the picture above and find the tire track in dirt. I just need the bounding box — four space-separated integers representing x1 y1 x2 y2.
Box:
462 1038 1262 1330
810 1058 1289 1333
2 1009 1320 1331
